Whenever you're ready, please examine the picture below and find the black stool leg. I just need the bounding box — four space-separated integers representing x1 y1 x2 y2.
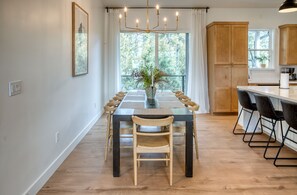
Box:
242 110 259 142
233 108 243 135
273 127 297 167
263 120 280 159
248 116 276 148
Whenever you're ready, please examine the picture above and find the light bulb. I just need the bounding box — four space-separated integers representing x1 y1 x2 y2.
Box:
119 14 122 19
156 4 159 10
163 17 167 22
124 7 127 12
176 12 179 16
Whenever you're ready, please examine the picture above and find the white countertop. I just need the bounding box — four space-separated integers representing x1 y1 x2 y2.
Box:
248 79 297 84
237 86 297 103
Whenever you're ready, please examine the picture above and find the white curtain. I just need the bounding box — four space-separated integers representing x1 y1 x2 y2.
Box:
104 9 121 102
187 9 209 113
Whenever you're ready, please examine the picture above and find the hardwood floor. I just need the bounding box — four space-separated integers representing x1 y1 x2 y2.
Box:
38 114 297 195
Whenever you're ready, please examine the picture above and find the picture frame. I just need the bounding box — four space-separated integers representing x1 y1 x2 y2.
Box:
72 2 89 77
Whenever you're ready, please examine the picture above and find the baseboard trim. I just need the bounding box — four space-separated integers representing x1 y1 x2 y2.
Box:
24 112 103 195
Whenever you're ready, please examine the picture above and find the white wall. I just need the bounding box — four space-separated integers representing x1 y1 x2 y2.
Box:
207 8 297 83
0 0 105 194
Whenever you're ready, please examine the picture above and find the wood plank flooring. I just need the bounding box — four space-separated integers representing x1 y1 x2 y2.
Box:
38 114 297 195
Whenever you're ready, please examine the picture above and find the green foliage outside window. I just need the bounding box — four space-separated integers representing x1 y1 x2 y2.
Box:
120 33 187 91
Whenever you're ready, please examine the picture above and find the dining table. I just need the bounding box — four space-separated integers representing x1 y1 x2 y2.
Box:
112 90 194 177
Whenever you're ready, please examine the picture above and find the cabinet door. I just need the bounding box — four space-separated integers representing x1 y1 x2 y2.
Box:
231 65 248 112
280 26 297 65
231 25 248 65
215 25 231 65
287 27 297 64
214 65 231 112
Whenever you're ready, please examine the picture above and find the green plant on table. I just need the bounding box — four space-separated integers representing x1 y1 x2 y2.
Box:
131 65 167 89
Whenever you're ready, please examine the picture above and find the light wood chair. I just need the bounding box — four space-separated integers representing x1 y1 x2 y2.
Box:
132 116 174 186
173 100 200 159
178 95 191 106
104 102 132 161
104 104 117 161
113 95 124 101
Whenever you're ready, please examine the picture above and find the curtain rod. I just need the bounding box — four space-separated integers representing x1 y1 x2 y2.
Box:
106 6 209 12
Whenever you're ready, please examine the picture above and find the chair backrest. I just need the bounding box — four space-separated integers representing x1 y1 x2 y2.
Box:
187 101 200 112
108 99 121 107
113 96 124 101
237 89 255 110
254 94 279 120
281 100 297 130
132 116 174 136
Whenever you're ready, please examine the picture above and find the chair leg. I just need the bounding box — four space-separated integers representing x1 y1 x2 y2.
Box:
170 152 173 186
242 110 263 142
137 154 141 168
165 154 169 166
233 108 243 134
104 117 111 161
274 127 297 167
248 117 276 148
134 152 137 186
193 130 199 159
263 120 280 159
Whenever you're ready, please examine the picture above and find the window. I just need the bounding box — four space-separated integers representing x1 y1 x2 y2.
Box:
120 33 188 91
248 30 273 69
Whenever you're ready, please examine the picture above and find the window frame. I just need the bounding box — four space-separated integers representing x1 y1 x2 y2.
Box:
119 32 189 92
248 29 274 70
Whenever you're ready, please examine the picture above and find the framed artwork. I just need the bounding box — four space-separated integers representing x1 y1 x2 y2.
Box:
72 2 89 77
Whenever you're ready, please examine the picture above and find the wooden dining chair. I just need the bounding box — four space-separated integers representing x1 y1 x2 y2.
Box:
173 100 200 159
104 104 117 161
178 95 191 106
132 116 174 186
104 102 132 161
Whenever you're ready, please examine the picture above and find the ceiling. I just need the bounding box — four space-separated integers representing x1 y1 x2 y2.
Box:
103 0 284 8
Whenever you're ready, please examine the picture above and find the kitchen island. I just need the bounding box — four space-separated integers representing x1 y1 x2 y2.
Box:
237 86 297 151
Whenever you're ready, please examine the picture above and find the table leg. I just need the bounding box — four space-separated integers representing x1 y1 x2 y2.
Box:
113 116 120 177
185 121 193 177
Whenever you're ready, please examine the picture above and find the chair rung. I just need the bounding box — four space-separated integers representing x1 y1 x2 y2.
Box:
137 158 170 161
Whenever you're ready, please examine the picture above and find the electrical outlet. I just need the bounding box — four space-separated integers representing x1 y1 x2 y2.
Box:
8 80 22 96
55 131 60 143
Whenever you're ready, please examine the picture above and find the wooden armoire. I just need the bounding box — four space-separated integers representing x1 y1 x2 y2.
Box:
207 22 249 114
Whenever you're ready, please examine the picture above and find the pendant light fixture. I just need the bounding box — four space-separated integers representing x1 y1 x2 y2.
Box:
279 0 297 13
118 0 179 33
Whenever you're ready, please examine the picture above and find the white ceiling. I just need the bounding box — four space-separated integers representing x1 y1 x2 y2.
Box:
103 0 284 8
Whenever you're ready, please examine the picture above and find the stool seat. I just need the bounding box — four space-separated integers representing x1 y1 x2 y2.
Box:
250 103 257 111
274 111 284 120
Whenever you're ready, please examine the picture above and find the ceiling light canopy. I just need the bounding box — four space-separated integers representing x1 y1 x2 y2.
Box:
118 0 179 33
279 0 297 13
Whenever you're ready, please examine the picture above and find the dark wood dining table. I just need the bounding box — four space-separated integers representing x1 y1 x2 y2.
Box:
112 91 194 177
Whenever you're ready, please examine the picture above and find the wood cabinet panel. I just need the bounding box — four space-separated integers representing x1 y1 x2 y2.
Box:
215 25 231 64
279 24 297 65
232 25 248 65
231 65 248 112
214 65 231 112
214 89 231 112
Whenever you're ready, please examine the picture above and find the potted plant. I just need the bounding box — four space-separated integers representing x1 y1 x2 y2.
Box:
132 65 167 99
255 54 269 68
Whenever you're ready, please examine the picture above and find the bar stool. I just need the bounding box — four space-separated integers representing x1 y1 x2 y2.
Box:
232 89 261 142
249 95 284 160
273 100 297 167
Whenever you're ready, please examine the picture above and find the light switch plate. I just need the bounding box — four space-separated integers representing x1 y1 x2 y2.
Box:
9 80 22 96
